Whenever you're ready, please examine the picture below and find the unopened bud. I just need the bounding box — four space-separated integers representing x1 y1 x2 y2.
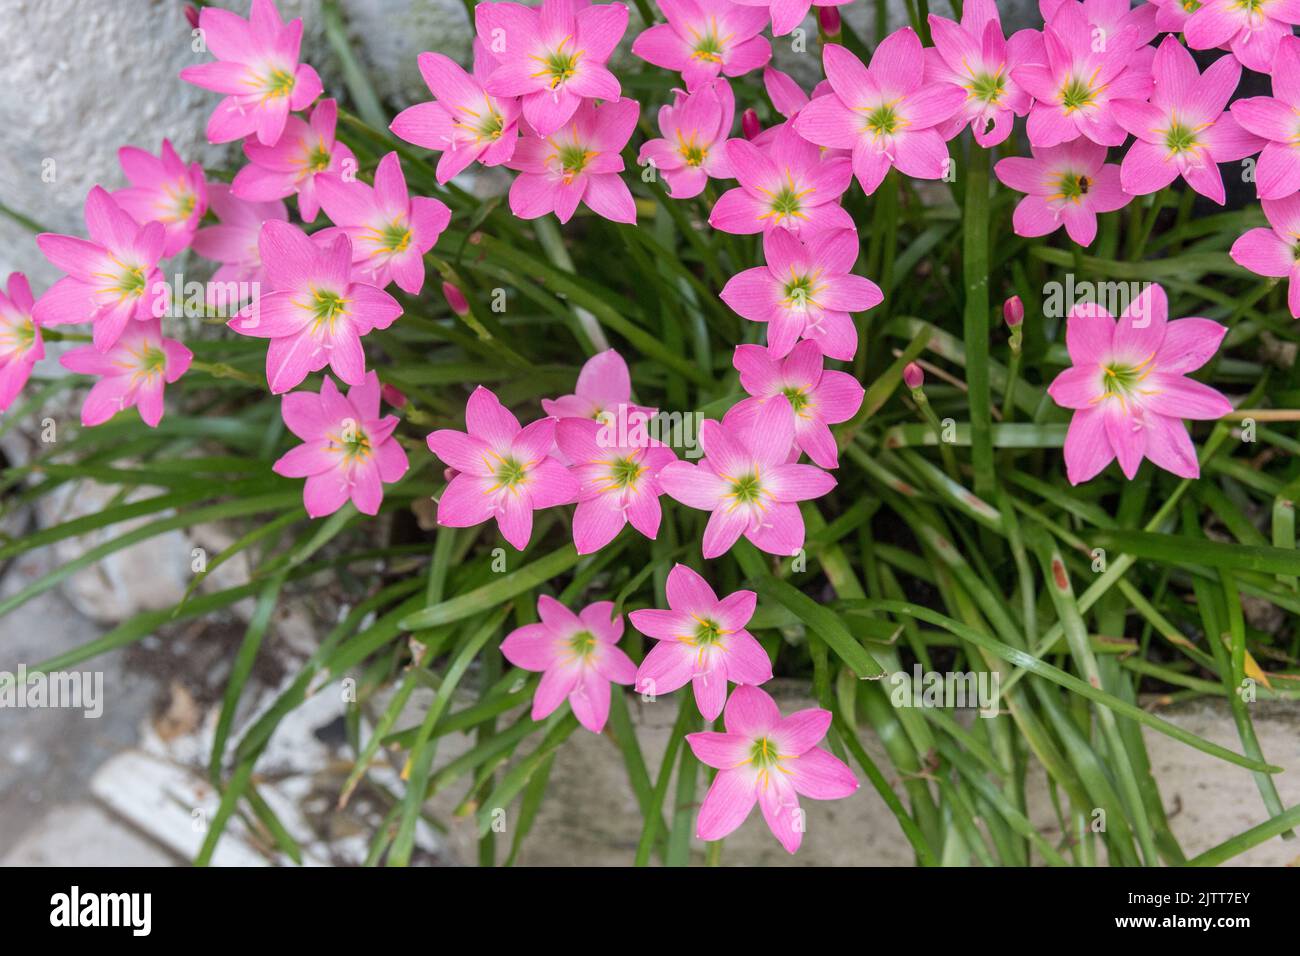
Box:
184 4 200 29
442 281 470 317
381 383 407 408
818 7 841 37
903 362 924 390
741 109 762 141
1003 295 1024 328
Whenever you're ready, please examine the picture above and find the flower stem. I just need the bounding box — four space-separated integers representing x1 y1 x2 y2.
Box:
962 139 994 500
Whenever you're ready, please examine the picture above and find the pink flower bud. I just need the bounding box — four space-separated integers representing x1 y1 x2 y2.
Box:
742 109 762 141
818 7 841 36
1003 295 1024 328
903 363 924 390
442 281 470 317
184 4 200 29
381 383 408 408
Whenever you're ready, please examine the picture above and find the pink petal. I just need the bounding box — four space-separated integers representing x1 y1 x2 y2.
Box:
785 746 859 799
696 768 759 840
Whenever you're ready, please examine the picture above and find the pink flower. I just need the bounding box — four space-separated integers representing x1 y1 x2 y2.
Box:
728 0 851 38
709 123 854 236
228 221 402 393
231 99 356 223
1013 3 1153 148
687 684 858 853
1185 0 1300 74
1047 284 1231 483
1113 39 1262 205
59 318 191 428
638 79 737 200
191 183 288 299
111 140 208 257
33 187 169 352
1230 34 1300 200
507 98 640 224
0 273 42 413
658 396 837 558
629 564 772 720
631 0 772 90
794 35 967 195
1042 0 1160 49
179 0 322 146
389 49 522 184
501 596 637 733
994 138 1131 247
556 417 676 554
1148 0 1202 34
474 0 627 136
426 386 579 550
541 348 656 422
924 0 1035 147
1230 193 1300 319
728 340 864 469
272 372 409 518
315 152 451 295
720 227 881 361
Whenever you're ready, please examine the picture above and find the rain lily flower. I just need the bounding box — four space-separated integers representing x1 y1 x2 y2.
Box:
1112 38 1263 205
1012 3 1152 148
709 123 854 236
728 340 865 469
474 0 627 136
1041 0 1160 52
638 79 737 199
631 0 772 91
33 186 169 352
687 684 858 853
720 227 882 361
1149 0 1204 34
924 1 1035 147
502 596 637 733
389 49 522 184
191 183 288 302
794 34 967 195
59 318 191 428
111 140 207 257
729 0 852 38
541 348 656 423
1230 35 1300 200
902 361 925 389
994 138 1130 247
1185 0 1300 74
315 152 451 295
1046 284 1231 483
227 221 403 393
232 99 355 223
507 98 640 224
556 417 677 554
658 395 837 558
179 0 322 146
272 372 409 518
1230 193 1300 319
426 386 579 550
0 273 42 412
629 563 772 720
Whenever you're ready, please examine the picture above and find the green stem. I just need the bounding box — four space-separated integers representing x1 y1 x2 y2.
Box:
963 140 994 499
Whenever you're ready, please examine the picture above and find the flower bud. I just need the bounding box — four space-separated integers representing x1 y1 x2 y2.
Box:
381 383 408 408
818 7 841 38
741 108 762 141
442 281 470 317
184 4 200 29
903 362 924 390
1003 295 1024 328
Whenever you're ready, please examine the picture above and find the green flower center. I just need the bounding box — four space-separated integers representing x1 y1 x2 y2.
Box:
310 289 348 330
692 32 725 62
728 472 764 506
970 70 1006 105
1060 75 1098 113
308 144 332 173
678 135 709 167
264 67 296 99
378 219 412 253
749 737 781 769
138 344 167 381
1056 171 1093 203
493 456 528 489
567 630 597 659
556 142 593 181
782 273 817 309
692 617 724 646
608 455 645 489
1164 120 1200 154
1097 353 1157 405
1182 0 1201 10
541 39 582 89
863 103 902 136
781 386 810 413
116 266 147 300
